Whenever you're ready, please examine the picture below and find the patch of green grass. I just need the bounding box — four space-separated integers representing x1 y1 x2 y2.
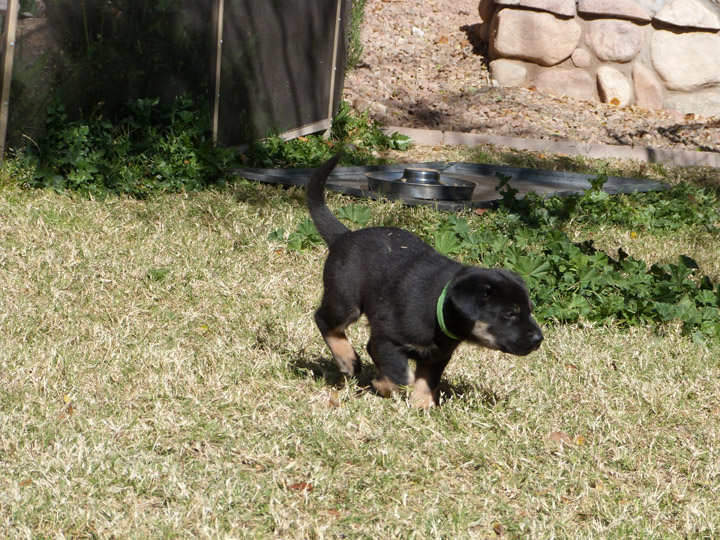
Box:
242 101 411 169
1 173 719 538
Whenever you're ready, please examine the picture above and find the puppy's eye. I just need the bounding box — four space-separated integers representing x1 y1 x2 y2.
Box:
504 310 519 320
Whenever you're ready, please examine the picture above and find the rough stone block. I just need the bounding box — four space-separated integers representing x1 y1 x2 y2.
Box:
633 0 667 17
478 0 497 43
533 69 596 101
478 0 495 22
571 48 592 68
491 8 582 67
490 59 528 87
494 0 576 18
597 66 633 106
585 20 644 63
577 0 651 22
665 91 720 118
632 63 664 110
652 30 720 91
654 0 720 31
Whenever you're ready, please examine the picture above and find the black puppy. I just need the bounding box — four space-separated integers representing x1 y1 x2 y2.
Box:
307 154 543 408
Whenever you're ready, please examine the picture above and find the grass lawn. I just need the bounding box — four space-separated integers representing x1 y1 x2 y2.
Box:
1 148 719 539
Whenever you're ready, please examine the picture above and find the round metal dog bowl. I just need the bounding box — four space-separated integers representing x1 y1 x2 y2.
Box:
366 167 476 201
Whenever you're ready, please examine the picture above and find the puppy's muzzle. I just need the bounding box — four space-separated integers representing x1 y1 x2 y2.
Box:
505 326 543 356
521 328 544 355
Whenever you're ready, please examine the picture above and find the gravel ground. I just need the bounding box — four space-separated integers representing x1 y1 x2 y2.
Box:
342 0 720 153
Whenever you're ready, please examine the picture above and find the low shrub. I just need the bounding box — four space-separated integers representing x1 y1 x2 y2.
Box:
19 97 236 197
242 101 411 169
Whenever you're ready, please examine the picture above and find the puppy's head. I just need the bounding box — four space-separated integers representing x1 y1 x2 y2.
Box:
445 268 543 356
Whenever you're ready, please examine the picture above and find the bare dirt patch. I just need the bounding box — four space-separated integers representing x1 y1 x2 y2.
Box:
343 0 720 153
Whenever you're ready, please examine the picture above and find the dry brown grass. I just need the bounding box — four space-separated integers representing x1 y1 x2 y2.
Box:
1 171 719 538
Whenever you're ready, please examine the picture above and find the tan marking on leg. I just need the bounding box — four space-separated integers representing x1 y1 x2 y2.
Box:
372 366 414 398
371 375 398 398
472 321 498 349
405 367 416 386
325 330 360 377
412 364 437 409
412 377 435 409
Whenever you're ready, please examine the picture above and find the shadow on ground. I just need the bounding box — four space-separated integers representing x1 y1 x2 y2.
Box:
289 354 507 408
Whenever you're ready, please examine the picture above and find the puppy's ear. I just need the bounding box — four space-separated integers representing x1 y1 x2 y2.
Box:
447 276 493 323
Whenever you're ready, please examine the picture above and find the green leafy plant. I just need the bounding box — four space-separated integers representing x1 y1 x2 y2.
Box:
425 211 719 340
435 178 720 341
432 231 463 256
518 178 720 233
21 97 237 197
243 101 411 169
283 204 371 252
338 204 372 227
287 219 323 251
268 227 286 243
495 173 519 209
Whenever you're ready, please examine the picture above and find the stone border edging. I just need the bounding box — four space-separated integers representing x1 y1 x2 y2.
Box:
383 125 720 169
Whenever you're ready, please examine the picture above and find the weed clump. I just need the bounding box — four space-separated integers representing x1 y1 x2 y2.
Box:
8 98 409 197
242 101 411 169
17 97 236 198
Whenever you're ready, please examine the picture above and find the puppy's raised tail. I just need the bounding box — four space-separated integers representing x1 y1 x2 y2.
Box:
306 153 350 245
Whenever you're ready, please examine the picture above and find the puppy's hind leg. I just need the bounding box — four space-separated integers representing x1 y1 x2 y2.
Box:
315 302 362 378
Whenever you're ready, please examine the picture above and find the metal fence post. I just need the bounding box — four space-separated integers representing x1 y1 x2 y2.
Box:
323 0 342 139
212 0 224 146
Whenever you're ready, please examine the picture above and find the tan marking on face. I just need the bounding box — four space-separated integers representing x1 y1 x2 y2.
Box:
412 378 435 409
325 330 360 376
472 321 498 349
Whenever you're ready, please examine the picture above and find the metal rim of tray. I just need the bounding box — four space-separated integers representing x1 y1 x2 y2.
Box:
365 167 476 201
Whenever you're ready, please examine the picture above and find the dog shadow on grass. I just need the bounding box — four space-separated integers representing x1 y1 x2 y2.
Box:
290 355 375 389
289 355 507 408
436 380 507 409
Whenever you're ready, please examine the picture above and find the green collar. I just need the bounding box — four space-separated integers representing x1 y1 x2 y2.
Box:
436 280 459 340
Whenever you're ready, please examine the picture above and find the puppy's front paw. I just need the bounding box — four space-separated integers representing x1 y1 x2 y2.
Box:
371 376 398 398
411 379 436 410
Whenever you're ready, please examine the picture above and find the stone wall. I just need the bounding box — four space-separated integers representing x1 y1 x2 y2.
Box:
480 0 720 117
